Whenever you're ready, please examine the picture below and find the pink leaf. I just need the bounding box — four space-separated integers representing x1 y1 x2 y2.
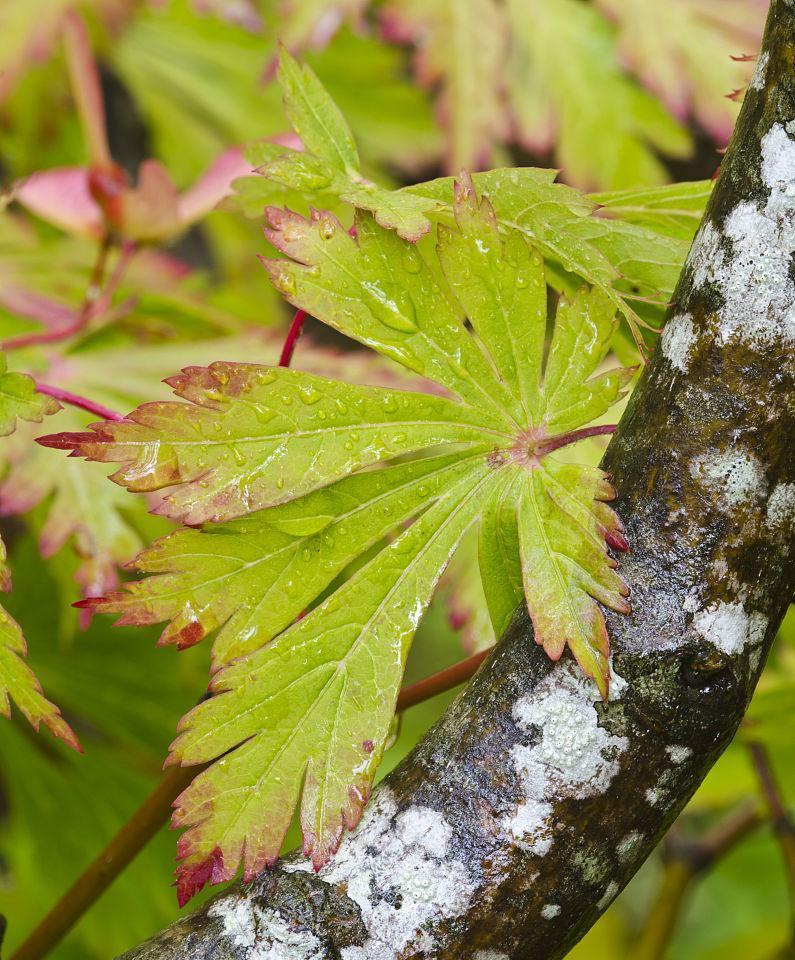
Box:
119 160 181 242
15 168 103 237
177 147 252 227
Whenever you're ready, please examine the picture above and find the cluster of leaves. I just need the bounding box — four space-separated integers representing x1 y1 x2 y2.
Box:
1 0 763 193
43 52 645 902
276 0 764 187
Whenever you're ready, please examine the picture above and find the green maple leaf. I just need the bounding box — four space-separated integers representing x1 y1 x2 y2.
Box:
380 0 507 172
591 180 712 241
0 351 77 747
259 48 440 241
0 350 58 434
237 43 698 351
505 0 691 190
45 173 632 901
595 0 761 145
0 553 80 750
3 334 406 608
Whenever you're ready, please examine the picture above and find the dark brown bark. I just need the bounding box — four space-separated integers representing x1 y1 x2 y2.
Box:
120 3 795 957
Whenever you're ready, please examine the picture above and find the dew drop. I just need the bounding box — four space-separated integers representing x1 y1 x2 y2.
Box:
253 404 275 424
232 447 246 466
319 219 336 240
277 271 296 295
402 249 421 274
299 386 322 405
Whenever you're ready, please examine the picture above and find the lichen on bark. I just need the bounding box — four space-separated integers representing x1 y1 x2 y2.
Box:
119 2 795 957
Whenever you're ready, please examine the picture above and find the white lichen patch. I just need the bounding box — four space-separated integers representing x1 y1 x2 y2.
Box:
608 663 628 702
687 221 724 291
686 123 795 349
692 600 768 655
666 745 693 765
617 831 644 863
750 51 769 90
208 897 324 960
766 483 795 533
474 952 510 960
660 313 697 372
689 448 766 510
503 663 628 856
597 881 620 912
541 904 562 919
297 788 477 960
645 788 662 807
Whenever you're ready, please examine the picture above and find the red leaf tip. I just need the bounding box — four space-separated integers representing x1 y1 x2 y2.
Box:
175 846 225 907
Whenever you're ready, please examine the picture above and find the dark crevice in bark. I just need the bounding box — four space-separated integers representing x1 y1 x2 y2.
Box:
119 3 795 957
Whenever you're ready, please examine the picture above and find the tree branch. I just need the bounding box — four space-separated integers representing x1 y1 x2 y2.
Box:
119 3 795 956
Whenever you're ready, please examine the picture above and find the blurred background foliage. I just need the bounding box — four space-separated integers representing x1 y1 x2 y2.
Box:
0 1 792 958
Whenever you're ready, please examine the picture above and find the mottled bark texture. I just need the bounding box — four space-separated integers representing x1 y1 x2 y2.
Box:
121 4 795 958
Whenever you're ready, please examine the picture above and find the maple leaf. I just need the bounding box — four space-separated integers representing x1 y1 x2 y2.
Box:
505 0 691 190
240 49 696 350
0 351 60 434
380 0 507 171
0 558 80 750
375 0 694 188
596 0 763 145
591 181 713 241
0 406 146 615
0 352 77 747
45 173 633 899
1 334 397 610
276 0 368 51
246 49 440 241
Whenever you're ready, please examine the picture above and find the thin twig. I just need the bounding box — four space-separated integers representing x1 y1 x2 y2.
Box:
2 240 136 352
537 423 618 455
749 742 795 932
9 647 492 960
279 308 309 367
79 234 112 318
396 648 491 712
35 384 124 422
630 801 761 960
92 240 137 318
8 764 198 960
